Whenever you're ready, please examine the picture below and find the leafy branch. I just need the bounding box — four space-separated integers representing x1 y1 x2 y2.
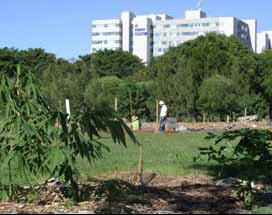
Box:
0 65 138 201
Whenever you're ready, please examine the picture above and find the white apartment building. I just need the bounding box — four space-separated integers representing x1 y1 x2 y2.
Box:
91 9 260 63
257 31 272 53
92 19 122 52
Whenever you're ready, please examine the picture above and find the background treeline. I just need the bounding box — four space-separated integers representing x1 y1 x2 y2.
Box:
1 33 272 122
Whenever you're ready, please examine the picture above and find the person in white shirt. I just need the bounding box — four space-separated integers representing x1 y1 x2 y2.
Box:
159 101 168 132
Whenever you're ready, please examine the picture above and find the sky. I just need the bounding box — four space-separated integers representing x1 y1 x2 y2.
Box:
0 0 270 59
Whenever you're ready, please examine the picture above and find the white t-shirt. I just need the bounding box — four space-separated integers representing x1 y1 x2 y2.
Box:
160 105 168 118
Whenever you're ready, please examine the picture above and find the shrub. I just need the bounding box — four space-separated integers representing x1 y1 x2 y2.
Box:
198 129 272 179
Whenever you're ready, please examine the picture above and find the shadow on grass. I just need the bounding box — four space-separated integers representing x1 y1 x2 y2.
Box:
190 163 272 181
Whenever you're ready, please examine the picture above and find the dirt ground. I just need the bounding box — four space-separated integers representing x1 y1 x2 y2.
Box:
140 121 271 132
1 173 271 214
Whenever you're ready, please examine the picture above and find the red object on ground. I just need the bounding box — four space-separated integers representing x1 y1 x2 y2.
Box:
133 130 155 133
165 130 177 134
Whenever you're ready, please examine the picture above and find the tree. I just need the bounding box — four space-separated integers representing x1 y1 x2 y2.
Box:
80 50 145 78
84 77 156 121
255 50 272 122
41 59 90 112
152 33 257 121
0 48 56 76
84 76 123 109
117 81 156 121
198 75 240 119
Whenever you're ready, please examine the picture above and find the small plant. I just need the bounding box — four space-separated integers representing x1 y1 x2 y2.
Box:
197 129 272 174
233 180 256 209
197 129 272 208
63 199 77 207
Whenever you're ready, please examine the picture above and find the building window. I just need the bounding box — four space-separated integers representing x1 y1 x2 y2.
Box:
202 23 209 27
102 32 122 36
170 41 177 46
156 25 163 29
164 25 170 29
182 32 198 36
92 41 103 44
177 24 189 28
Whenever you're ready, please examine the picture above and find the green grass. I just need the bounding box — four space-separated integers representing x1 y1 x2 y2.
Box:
253 207 272 214
77 132 214 177
0 132 223 186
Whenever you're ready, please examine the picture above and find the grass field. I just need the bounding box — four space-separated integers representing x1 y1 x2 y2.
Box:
77 132 214 177
1 132 221 186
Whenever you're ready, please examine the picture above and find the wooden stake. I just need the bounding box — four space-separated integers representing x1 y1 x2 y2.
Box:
227 115 230 123
156 100 159 124
137 144 144 186
114 97 118 112
130 90 133 120
65 98 71 120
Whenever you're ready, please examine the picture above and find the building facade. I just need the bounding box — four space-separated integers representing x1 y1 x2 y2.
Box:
257 31 272 53
91 19 122 52
91 9 261 63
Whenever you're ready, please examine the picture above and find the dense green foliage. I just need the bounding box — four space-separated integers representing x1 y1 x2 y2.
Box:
198 129 272 180
197 129 272 208
1 33 272 122
150 33 262 121
79 50 144 78
256 50 272 122
198 75 240 120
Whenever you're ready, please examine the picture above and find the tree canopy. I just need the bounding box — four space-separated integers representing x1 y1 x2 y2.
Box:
150 33 259 121
1 33 272 122
80 50 145 78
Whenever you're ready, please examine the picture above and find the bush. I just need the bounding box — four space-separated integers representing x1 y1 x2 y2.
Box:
198 75 240 119
198 129 272 180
